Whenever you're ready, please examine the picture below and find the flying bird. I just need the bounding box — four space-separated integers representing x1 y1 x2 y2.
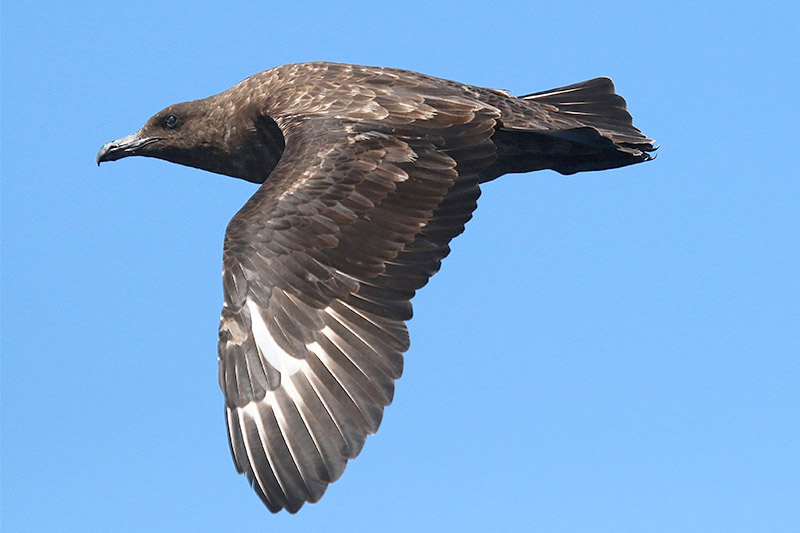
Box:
97 61 655 513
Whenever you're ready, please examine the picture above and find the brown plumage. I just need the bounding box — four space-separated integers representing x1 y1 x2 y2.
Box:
97 61 655 513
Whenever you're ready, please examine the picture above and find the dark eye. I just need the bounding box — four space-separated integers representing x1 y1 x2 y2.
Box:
164 114 178 129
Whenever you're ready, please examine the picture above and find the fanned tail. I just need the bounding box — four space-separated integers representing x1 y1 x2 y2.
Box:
485 78 655 179
523 77 654 150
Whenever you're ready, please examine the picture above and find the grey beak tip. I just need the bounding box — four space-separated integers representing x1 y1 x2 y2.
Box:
96 133 156 166
96 142 113 166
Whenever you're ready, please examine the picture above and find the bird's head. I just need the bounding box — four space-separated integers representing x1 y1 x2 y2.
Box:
97 96 284 183
97 101 209 165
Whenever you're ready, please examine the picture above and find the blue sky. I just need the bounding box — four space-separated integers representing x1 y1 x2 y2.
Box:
2 1 798 531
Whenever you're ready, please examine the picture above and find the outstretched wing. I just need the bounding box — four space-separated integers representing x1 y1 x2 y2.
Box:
218 104 500 512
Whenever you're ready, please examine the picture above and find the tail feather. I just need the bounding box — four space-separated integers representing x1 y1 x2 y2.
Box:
522 77 654 147
482 77 655 179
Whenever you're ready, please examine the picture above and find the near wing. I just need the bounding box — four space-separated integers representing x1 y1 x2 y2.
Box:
218 105 499 512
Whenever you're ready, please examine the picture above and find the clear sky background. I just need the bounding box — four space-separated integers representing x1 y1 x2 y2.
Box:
2 2 798 531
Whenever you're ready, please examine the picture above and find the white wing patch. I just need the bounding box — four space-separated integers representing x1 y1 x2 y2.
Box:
246 297 301 376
